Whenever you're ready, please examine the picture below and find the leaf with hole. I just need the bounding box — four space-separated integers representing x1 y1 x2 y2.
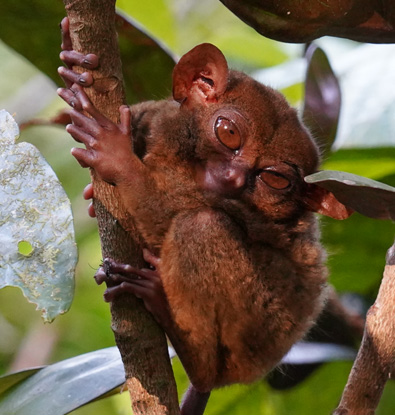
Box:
0 110 77 322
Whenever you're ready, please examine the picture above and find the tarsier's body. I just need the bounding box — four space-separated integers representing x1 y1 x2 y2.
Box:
125 94 327 390
58 22 350 412
116 77 328 390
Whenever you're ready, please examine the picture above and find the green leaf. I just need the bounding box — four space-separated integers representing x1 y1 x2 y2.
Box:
116 11 175 104
0 368 41 396
322 213 394 294
116 0 177 51
0 0 175 104
305 170 395 220
0 0 66 83
117 0 295 70
322 148 395 180
303 45 341 156
0 348 125 415
0 111 77 322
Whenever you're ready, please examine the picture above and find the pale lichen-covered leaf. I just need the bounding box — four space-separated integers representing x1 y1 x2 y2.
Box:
0 110 76 322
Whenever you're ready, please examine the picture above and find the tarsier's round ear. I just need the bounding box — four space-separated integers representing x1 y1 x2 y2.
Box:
304 184 353 220
172 43 229 108
304 171 395 221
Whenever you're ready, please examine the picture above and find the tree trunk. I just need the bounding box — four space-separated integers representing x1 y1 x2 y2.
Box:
333 239 395 415
62 1 179 413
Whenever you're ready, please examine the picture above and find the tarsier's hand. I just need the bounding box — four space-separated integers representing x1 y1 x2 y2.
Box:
83 183 96 218
57 17 135 185
64 90 133 185
58 17 98 110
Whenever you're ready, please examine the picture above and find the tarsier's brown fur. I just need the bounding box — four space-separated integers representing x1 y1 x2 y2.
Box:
59 34 351 412
104 53 336 391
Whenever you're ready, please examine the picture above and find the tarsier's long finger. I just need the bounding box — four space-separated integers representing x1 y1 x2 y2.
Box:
119 105 132 136
70 147 95 168
103 259 160 283
59 50 99 70
60 17 72 51
104 283 152 303
83 183 96 218
69 109 101 137
57 87 83 111
66 119 96 146
74 86 114 128
83 183 94 200
94 265 139 286
105 260 153 280
95 261 156 289
87 203 96 218
58 66 94 88
94 267 107 285
60 18 98 67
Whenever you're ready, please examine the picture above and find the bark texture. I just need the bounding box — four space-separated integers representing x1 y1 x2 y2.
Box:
333 240 395 415
62 1 179 413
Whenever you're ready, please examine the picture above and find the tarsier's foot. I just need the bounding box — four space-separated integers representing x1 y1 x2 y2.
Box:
94 249 172 328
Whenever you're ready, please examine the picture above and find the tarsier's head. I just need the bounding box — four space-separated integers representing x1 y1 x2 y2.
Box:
172 43 351 223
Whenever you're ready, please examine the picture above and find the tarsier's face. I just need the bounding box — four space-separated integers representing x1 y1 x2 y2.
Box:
193 72 320 221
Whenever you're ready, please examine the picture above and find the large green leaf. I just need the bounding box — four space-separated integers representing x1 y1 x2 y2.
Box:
308 156 395 296
0 339 357 415
115 11 175 103
305 170 395 220
117 0 297 69
0 111 76 322
0 368 41 396
116 0 177 51
253 41 395 149
302 45 341 156
0 0 175 104
0 0 65 83
0 348 124 415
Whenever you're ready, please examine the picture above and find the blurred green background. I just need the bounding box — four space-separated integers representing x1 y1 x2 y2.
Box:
0 0 394 414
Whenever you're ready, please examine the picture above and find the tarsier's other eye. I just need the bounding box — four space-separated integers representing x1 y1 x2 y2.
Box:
259 170 291 190
214 117 241 150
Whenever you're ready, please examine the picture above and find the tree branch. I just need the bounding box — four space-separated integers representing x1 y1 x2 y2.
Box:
62 1 179 413
333 238 395 415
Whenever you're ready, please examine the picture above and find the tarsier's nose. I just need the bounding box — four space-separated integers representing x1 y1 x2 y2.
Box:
221 166 247 198
224 167 246 189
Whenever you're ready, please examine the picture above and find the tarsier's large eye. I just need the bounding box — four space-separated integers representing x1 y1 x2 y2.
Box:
214 117 241 150
259 170 291 190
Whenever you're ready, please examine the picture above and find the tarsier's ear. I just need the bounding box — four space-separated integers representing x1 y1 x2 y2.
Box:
172 43 229 108
304 184 354 220
305 171 395 221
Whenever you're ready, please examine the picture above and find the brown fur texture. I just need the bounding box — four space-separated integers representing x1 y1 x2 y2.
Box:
111 48 331 391
60 41 351 399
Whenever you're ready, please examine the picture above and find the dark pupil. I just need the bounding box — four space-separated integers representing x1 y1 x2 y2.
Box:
215 117 241 150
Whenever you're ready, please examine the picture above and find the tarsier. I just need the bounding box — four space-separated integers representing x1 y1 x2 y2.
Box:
58 17 352 415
